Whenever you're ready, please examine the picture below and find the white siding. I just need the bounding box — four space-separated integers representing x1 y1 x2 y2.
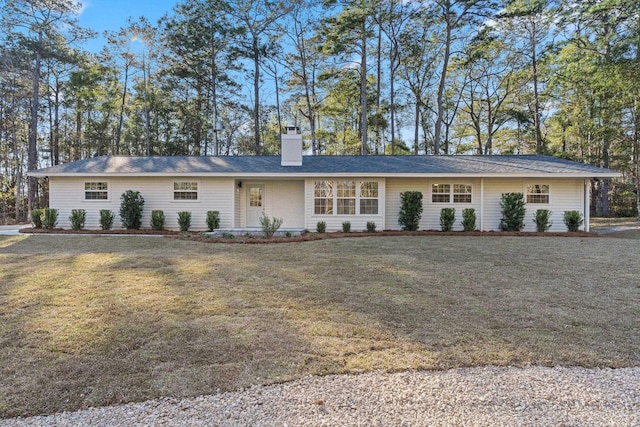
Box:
305 178 386 231
483 178 585 232
49 176 235 230
386 178 481 231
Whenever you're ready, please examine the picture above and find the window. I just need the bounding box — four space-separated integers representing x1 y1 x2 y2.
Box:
337 181 356 214
360 182 378 214
453 184 472 203
85 182 108 200
526 184 549 204
432 184 451 203
432 183 472 203
314 180 380 216
314 181 333 214
174 181 198 200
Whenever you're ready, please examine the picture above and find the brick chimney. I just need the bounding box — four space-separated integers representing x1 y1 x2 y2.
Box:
281 127 302 166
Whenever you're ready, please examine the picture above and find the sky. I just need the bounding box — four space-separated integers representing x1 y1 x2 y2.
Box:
78 0 179 51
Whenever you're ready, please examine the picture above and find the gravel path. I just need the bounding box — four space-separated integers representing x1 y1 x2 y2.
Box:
2 366 638 426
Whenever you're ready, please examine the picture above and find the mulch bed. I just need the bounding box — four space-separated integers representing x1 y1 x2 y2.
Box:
19 227 599 244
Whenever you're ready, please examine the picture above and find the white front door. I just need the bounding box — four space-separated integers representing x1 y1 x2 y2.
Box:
246 184 265 226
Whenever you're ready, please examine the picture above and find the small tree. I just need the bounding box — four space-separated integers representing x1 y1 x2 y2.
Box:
533 209 553 232
440 208 456 231
563 210 584 232
177 211 191 232
31 208 44 228
398 191 423 231
100 210 114 230
316 221 327 233
500 192 526 231
260 214 283 238
462 208 476 232
151 210 165 231
342 221 351 233
69 209 86 230
366 221 376 232
120 190 145 230
42 208 58 230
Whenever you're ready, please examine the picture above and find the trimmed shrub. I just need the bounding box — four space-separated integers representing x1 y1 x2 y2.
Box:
151 210 165 231
119 190 145 230
563 210 584 232
398 191 423 231
206 210 220 231
462 208 476 232
533 209 553 232
440 208 456 232
316 221 326 233
42 208 58 230
342 221 351 233
177 211 191 232
31 208 44 228
499 192 526 231
366 221 377 233
69 209 86 230
99 210 114 230
260 214 284 238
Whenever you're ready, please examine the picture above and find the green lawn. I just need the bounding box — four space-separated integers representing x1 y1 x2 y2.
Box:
1 234 639 417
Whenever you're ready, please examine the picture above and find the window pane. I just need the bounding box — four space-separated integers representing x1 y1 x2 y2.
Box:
453 184 472 203
314 198 333 215
249 187 262 207
84 182 108 200
174 182 197 191
174 191 198 200
432 184 450 203
360 182 378 198
337 181 355 197
314 181 333 198
453 194 472 203
360 199 378 215
337 198 355 215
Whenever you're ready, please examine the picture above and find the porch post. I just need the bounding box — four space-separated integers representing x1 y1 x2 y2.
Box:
480 178 485 231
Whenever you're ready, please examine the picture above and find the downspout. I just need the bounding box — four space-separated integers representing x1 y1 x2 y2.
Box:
584 179 590 232
480 178 485 231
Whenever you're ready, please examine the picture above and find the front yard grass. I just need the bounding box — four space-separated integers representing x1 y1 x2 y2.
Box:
1 234 638 417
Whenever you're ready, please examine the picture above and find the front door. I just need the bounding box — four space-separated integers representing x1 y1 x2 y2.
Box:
246 184 265 226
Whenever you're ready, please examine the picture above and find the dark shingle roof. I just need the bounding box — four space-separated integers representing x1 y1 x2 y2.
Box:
29 155 618 177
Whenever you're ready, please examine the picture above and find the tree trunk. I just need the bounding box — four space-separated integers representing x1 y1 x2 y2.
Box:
253 36 261 155
359 25 368 155
28 35 42 212
116 63 129 155
434 17 452 156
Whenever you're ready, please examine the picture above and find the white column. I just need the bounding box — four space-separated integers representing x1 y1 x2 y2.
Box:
480 178 485 231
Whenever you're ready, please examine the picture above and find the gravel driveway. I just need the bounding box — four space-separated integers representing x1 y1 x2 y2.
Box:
2 366 638 426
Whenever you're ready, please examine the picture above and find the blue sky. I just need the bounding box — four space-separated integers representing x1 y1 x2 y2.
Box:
78 0 179 51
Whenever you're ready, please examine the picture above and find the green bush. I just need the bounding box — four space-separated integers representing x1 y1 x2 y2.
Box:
260 214 284 238
31 208 44 228
342 221 351 233
316 221 327 233
366 221 376 232
119 190 145 230
462 208 476 232
398 191 423 231
69 209 86 230
563 210 584 232
42 208 58 230
533 209 553 232
99 210 114 230
206 210 220 231
177 211 191 232
440 208 456 232
500 192 526 231
151 210 165 231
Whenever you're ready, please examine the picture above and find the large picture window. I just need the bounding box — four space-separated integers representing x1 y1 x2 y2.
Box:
84 182 108 200
174 182 198 200
432 183 472 203
314 180 380 216
526 184 549 204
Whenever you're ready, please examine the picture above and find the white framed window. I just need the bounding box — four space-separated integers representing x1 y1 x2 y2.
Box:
359 182 379 215
84 182 108 200
173 181 198 201
526 184 549 204
453 184 472 203
314 180 381 216
337 181 356 215
432 183 472 203
314 181 333 215
431 184 451 203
